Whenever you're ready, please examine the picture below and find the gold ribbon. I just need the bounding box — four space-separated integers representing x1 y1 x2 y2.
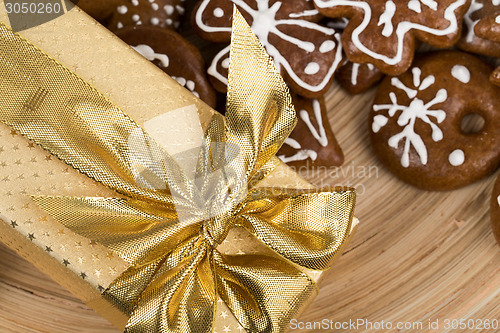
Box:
0 8 356 333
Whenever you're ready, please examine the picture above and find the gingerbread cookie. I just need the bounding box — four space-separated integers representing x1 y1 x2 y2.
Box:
335 61 384 94
491 174 500 245
370 51 500 191
278 95 344 168
115 26 216 108
77 0 185 30
192 0 345 98
314 0 471 75
457 0 500 57
473 11 500 85
474 11 500 42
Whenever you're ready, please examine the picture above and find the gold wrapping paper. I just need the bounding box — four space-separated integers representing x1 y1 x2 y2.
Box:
0 3 358 332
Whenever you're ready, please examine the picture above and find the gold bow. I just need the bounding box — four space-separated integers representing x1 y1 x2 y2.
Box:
0 8 355 333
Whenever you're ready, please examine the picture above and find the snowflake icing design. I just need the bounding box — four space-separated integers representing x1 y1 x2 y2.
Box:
373 67 447 168
197 0 343 95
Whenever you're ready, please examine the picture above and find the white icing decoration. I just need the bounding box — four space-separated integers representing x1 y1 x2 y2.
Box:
351 63 360 85
372 115 388 132
497 15 500 24
314 0 467 65
278 99 327 163
117 5 128 14
305 62 320 75
278 138 318 162
285 137 302 149
378 1 396 37
300 99 328 147
131 0 139 6
151 3 159 10
131 44 169 68
350 62 375 85
319 40 336 53
164 4 174 15
200 0 343 93
166 18 173 25
373 67 447 167
150 17 160 25
176 5 185 14
175 77 187 86
408 0 422 13
451 65 471 83
463 1 484 43
186 80 195 91
208 45 231 85
448 149 465 166
132 14 140 22
164 77 200 104
495 0 500 6
497 194 500 206
117 22 124 29
213 7 224 18
289 9 319 18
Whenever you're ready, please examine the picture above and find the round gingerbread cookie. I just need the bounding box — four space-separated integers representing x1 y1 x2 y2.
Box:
277 95 344 168
370 51 500 191
77 0 185 30
457 0 500 58
335 61 384 95
313 0 471 76
115 26 216 108
491 174 500 245
192 0 345 99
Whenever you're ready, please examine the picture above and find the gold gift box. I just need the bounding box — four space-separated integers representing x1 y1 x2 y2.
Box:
0 4 357 331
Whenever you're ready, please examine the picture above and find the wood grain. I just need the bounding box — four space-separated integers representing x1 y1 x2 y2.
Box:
1 82 498 332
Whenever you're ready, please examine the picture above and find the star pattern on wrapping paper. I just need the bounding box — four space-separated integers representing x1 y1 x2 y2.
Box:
314 0 470 74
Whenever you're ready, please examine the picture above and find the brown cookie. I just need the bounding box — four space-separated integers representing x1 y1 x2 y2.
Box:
457 0 500 57
335 61 384 95
474 11 500 42
491 174 500 245
473 11 500 85
192 0 345 98
115 26 216 108
314 0 471 75
370 51 500 191
77 0 185 30
277 95 344 168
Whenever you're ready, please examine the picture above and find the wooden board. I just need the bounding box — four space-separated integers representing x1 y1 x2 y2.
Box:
1 81 498 332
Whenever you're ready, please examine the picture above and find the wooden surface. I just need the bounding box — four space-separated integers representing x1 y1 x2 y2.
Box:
0 81 499 332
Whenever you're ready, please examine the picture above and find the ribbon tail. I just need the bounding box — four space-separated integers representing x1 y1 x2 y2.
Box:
31 196 201 265
213 250 317 333
238 187 356 270
123 237 216 333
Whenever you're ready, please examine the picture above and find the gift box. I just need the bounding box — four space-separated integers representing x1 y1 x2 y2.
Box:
0 4 357 332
